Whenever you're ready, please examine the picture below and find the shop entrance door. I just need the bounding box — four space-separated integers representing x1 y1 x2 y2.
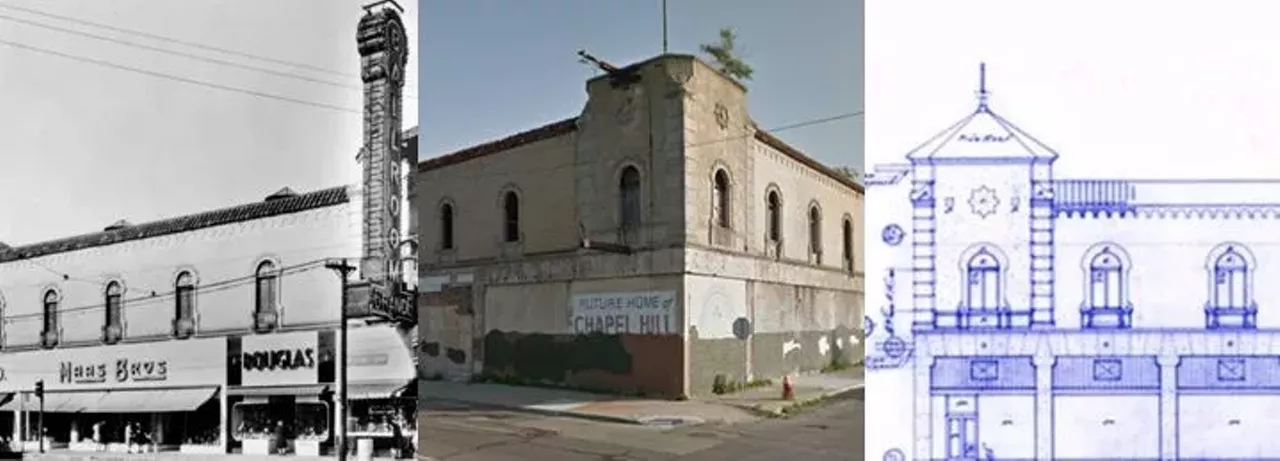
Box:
267 396 297 436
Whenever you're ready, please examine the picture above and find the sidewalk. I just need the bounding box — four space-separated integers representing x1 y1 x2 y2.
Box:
419 368 863 426
711 368 865 417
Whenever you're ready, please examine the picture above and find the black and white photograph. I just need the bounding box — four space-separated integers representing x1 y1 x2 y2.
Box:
0 0 419 458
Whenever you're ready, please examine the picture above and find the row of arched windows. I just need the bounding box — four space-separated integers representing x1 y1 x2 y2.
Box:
436 165 647 252
23 259 283 349
958 242 1257 329
437 189 525 251
713 168 856 272
433 165 856 273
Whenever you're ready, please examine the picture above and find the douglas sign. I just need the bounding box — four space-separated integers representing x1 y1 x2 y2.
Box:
242 348 315 372
240 332 320 386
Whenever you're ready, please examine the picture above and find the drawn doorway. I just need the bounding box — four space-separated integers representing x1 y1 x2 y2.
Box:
945 414 979 460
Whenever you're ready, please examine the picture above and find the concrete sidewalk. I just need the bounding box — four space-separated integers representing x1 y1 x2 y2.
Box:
712 368 864 417
419 368 863 426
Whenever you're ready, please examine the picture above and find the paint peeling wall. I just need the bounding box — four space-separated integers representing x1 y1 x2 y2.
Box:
686 272 863 397
418 286 474 381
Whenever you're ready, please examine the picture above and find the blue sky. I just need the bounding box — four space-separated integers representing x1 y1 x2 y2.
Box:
418 0 863 171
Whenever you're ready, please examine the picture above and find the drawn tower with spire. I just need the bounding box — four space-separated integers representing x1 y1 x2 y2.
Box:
907 64 1061 331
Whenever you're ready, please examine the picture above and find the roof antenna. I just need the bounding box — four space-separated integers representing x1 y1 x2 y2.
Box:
977 62 990 112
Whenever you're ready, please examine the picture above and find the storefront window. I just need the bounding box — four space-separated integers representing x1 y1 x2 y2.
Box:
348 399 412 437
295 402 330 441
232 401 329 442
232 403 275 441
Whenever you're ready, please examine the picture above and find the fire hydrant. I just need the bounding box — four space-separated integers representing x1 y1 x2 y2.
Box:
781 374 795 400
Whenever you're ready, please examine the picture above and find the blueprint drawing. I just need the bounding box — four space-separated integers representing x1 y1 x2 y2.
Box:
864 64 1280 461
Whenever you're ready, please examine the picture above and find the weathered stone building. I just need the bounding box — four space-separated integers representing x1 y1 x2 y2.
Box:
417 54 864 398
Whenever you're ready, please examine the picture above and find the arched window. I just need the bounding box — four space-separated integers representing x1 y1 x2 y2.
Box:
255 261 279 319
42 289 59 348
808 205 823 258
965 248 1002 310
619 166 642 233
174 271 196 336
1213 247 1248 308
502 191 520 242
842 217 854 273
440 202 455 250
712 170 731 228
1206 244 1257 329
1088 248 1124 309
104 282 123 343
1080 244 1133 329
766 191 782 243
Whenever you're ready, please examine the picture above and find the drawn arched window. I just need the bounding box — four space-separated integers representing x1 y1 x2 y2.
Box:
440 202 455 250
712 170 731 228
103 282 123 344
766 191 782 243
1088 248 1124 309
255 261 279 327
842 217 854 273
1080 244 1134 329
808 205 823 258
1214 248 1248 308
965 248 1002 310
174 271 197 337
502 191 520 242
619 166 642 234
1206 244 1257 329
42 289 59 348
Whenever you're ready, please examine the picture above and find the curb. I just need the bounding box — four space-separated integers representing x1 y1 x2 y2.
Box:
745 383 865 418
423 397 645 426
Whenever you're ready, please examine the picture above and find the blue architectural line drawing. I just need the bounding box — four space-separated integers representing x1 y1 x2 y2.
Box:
869 266 914 370
865 63 1280 460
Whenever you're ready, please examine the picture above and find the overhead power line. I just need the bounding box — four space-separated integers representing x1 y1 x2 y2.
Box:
686 111 864 148
421 111 863 181
5 259 331 319
0 38 362 114
0 1 357 79
0 13 352 90
0 7 417 98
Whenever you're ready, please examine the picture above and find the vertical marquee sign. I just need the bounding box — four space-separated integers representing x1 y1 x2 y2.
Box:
357 1 409 287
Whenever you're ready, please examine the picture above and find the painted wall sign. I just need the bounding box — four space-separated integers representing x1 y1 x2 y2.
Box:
569 291 678 335
0 337 227 392
60 359 168 385
240 331 319 387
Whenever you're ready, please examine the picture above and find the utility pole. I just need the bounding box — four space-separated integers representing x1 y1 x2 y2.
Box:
661 0 669 54
325 259 356 461
34 380 44 454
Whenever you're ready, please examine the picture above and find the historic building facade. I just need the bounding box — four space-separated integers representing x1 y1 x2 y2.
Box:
0 3 417 456
866 76 1280 460
418 54 864 398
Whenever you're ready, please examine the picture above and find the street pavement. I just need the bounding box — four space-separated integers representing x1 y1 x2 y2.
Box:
418 389 863 461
